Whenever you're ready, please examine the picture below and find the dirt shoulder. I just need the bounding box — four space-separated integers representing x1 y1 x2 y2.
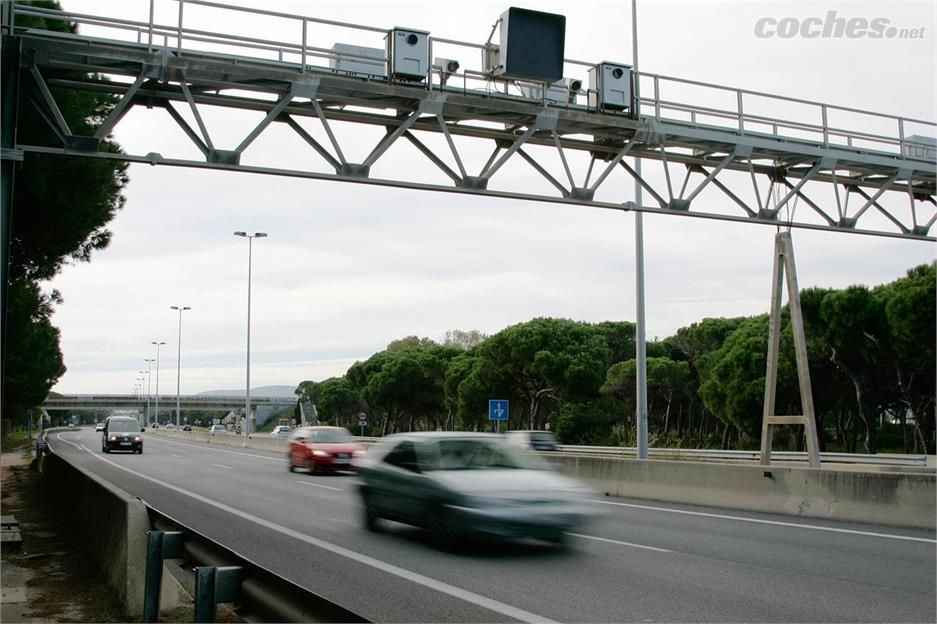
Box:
1 439 129 623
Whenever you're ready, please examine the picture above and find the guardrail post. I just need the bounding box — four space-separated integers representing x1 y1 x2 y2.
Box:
194 565 242 623
144 530 184 622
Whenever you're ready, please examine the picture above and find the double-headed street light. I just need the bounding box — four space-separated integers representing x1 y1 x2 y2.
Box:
171 305 191 427
152 340 166 425
234 231 267 445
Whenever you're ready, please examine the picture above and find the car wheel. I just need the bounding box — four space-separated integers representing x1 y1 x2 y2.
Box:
544 531 567 546
103 446 110 454
305 458 316 475
429 507 463 551
361 490 380 532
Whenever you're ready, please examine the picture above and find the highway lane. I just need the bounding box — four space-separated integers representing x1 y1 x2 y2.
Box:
49 429 936 623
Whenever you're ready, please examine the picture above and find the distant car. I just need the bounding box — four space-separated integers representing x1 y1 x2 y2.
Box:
504 430 559 451
95 423 105 432
355 432 597 546
101 416 143 454
151 423 159 429
209 425 226 435
182 425 191 431
165 423 175 430
271 425 292 439
288 426 361 474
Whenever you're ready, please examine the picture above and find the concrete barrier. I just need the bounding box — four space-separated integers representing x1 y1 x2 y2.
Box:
545 454 936 530
39 451 149 616
150 429 287 453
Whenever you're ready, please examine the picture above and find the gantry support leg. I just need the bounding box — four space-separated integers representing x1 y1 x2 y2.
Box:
760 231 821 468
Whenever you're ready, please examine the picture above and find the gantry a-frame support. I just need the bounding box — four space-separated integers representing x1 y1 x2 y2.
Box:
760 231 822 468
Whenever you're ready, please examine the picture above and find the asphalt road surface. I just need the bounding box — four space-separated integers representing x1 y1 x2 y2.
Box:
47 429 936 623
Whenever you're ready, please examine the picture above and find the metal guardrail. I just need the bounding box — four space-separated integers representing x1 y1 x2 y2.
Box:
355 436 928 466
146 507 369 623
9 0 934 164
555 445 930 466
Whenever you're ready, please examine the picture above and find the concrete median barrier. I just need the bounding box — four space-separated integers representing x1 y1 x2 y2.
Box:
545 454 936 530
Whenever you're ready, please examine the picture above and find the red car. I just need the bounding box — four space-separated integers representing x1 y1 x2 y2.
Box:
287 426 362 474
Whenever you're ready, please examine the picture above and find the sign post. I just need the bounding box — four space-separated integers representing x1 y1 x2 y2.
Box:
357 412 367 437
488 399 509 433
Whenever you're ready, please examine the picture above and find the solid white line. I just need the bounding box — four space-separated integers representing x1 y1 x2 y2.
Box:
295 480 344 492
593 500 936 544
53 434 83 451
211 463 233 470
83 452 556 624
171 454 183 459
569 532 672 553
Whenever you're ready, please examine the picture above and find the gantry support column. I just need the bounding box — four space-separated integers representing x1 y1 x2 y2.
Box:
761 231 821 468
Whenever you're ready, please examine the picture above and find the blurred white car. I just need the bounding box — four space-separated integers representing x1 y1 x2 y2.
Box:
356 432 598 546
504 430 559 451
209 425 226 435
271 425 292 439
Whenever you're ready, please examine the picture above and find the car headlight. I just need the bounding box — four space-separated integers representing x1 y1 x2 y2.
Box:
312 450 329 457
109 435 117 441
133 436 142 442
353 449 366 457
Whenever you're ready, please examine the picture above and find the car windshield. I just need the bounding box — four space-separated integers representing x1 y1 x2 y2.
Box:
426 439 545 471
311 429 352 443
108 420 138 433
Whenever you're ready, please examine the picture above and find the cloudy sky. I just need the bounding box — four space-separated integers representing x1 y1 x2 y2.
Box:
44 0 935 395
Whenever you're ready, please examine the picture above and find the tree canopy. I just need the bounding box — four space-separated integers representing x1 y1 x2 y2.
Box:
3 1 128 424
297 264 935 454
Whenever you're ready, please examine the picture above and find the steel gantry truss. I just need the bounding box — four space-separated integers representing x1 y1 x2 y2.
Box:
1 0 935 243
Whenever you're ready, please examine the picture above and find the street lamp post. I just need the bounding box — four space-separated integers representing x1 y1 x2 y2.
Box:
138 371 147 424
171 305 191 427
144 358 154 424
152 340 166 425
632 0 649 461
137 375 145 426
234 231 267 446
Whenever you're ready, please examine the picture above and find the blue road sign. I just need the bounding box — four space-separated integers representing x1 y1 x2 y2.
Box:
488 399 509 421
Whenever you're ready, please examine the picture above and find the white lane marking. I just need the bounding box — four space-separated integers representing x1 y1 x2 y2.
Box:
211 463 233 470
171 454 183 459
593 500 937 544
569 532 672 553
295 480 343 492
85 452 557 624
53 433 83 451
146 436 286 462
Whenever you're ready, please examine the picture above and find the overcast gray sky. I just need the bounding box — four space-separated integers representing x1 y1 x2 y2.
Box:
45 0 935 395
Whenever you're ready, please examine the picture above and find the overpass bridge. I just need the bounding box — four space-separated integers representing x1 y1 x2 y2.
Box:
41 394 296 427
